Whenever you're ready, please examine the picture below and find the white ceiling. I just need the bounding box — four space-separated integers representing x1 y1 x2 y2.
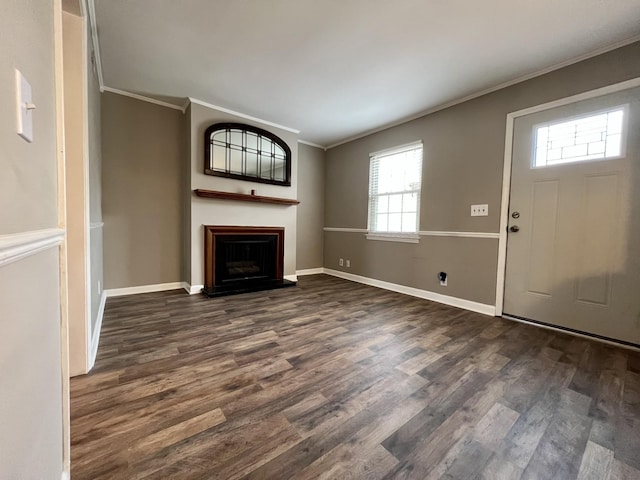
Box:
94 0 640 147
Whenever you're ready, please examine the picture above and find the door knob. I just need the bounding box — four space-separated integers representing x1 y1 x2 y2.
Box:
509 225 520 233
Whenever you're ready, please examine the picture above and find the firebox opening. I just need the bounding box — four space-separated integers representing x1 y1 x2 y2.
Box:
203 225 296 297
216 236 277 284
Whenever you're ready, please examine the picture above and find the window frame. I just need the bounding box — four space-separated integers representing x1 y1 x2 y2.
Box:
366 141 423 243
531 104 629 169
204 122 292 186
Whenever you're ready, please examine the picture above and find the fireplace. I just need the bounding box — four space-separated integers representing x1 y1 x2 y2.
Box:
203 226 296 297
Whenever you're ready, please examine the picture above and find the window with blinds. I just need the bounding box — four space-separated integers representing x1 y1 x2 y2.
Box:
368 142 423 236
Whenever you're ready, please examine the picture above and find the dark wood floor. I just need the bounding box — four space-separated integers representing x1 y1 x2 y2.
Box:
70 274 640 479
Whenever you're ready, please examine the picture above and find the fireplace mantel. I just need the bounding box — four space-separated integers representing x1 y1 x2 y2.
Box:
194 189 300 206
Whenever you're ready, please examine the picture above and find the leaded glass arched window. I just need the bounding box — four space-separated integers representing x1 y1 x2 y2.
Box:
204 123 292 186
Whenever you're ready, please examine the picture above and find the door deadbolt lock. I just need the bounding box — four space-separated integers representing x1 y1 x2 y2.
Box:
511 212 520 219
509 225 520 233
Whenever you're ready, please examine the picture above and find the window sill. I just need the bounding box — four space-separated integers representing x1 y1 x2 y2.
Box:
365 233 420 244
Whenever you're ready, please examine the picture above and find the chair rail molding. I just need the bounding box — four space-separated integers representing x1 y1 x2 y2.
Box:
0 228 65 268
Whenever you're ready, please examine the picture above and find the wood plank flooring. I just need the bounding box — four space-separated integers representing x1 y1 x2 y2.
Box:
70 274 640 479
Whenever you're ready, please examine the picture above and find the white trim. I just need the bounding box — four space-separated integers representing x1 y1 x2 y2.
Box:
502 315 640 353
495 76 640 317
81 12 93 375
88 290 106 371
496 113 514 317
298 139 327 150
105 282 185 297
323 268 495 316
90 221 104 229
323 227 500 239
420 230 500 239
369 140 423 158
102 86 185 112
284 274 298 282
85 0 103 91
182 282 203 295
0 229 65 268
366 233 420 244
296 268 324 276
326 35 640 150
53 1 70 474
323 227 368 233
188 97 300 134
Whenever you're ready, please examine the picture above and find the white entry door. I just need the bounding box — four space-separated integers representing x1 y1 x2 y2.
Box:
503 85 640 346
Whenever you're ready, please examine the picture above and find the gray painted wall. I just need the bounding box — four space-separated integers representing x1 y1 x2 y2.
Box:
297 143 325 270
0 0 64 477
102 92 184 288
324 42 640 306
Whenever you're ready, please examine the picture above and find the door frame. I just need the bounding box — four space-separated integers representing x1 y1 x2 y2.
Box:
495 76 640 316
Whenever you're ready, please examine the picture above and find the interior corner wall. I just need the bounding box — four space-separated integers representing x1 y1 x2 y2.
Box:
297 143 325 270
0 0 64 477
102 92 184 289
188 102 299 288
324 41 640 307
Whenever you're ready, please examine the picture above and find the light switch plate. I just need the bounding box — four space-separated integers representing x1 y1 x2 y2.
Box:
471 204 488 216
16 69 34 142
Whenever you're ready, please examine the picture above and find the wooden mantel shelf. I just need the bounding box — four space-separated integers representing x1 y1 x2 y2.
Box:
194 189 300 206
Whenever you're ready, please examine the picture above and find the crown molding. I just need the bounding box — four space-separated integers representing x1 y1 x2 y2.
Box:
102 86 185 111
187 97 300 134
297 139 327 151
326 34 640 150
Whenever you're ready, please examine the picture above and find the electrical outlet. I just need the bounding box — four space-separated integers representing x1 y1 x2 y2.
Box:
346 260 351 268
438 272 448 286
339 258 344 267
471 204 488 216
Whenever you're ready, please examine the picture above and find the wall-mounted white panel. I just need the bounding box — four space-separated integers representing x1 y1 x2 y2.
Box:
15 70 34 142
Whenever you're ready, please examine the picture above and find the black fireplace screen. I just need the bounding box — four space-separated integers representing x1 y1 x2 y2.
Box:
215 235 278 284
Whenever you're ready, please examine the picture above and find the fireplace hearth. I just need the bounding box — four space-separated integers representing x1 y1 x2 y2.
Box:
203 226 296 297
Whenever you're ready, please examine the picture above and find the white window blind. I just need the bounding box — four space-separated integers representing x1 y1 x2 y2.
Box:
368 142 423 235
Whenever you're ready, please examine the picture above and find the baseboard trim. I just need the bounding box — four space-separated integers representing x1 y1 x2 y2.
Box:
105 282 185 297
323 268 496 316
61 471 69 480
296 268 324 276
182 282 204 295
284 274 298 282
88 290 107 371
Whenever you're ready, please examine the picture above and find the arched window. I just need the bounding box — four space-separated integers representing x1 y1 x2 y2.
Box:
204 123 292 186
